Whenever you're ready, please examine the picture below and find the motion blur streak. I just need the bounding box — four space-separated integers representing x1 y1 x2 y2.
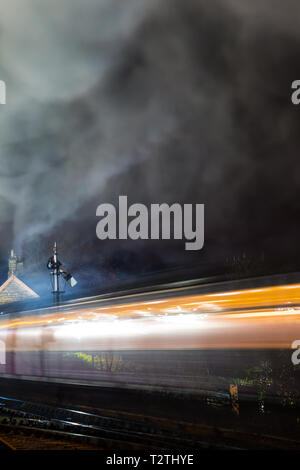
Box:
0 282 299 351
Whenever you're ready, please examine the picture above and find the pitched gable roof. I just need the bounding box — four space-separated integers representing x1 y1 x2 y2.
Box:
0 275 39 305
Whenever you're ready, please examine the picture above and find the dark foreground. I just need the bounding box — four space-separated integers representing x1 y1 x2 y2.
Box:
0 350 300 451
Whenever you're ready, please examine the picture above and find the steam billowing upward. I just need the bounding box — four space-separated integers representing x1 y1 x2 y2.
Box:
0 0 300 291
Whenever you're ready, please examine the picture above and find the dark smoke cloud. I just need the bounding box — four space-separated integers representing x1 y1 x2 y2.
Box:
0 0 300 292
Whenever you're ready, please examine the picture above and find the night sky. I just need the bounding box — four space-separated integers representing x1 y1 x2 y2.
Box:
0 0 300 296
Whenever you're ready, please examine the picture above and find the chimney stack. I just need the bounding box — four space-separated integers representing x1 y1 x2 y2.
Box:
8 249 23 278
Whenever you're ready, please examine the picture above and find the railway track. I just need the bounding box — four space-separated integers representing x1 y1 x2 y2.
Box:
0 425 98 450
0 396 237 450
0 395 299 450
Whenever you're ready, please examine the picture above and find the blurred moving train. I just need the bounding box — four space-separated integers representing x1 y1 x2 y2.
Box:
0 273 299 408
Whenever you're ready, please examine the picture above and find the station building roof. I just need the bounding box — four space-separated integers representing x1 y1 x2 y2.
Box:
0 275 39 305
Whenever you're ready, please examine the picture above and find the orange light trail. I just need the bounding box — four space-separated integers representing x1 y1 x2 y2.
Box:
0 282 299 350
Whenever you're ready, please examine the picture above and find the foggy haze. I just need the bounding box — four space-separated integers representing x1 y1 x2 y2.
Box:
0 0 300 293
